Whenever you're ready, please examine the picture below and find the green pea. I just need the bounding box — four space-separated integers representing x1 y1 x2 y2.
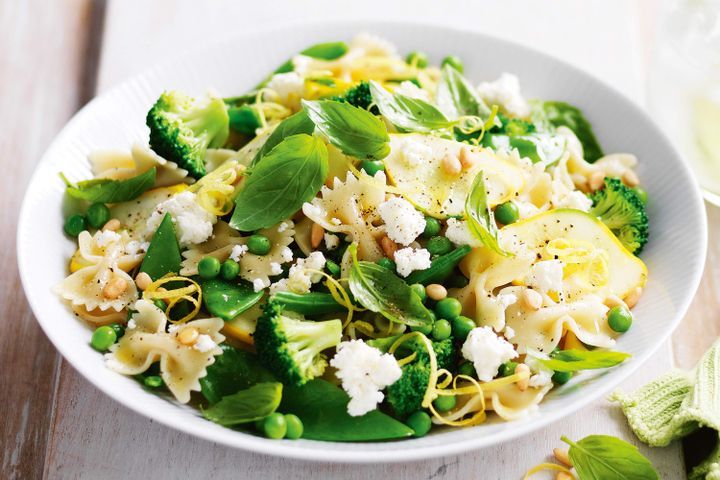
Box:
220 259 241 280
326 259 341 276
64 214 86 237
247 234 272 255
458 362 476 377
86 203 111 229
108 323 125 339
426 236 453 256
410 283 427 302
198 256 221 279
435 298 462 320
411 321 433 336
433 394 456 412
376 257 397 271
91 326 117 351
405 411 432 437
284 414 304 440
359 160 385 176
262 412 287 439
499 361 518 377
607 305 633 333
552 370 573 385
441 55 464 73
431 319 452 340
452 315 475 341
153 299 167 311
494 201 519 225
144 375 164 388
405 51 429 68
633 186 648 205
422 217 441 238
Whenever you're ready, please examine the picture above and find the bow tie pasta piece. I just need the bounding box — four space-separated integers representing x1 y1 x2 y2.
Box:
485 381 552 421
302 171 385 261
105 299 224 403
55 244 138 312
72 230 145 273
109 183 190 239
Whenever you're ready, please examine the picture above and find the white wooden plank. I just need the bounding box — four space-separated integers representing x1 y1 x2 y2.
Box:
44 1 686 478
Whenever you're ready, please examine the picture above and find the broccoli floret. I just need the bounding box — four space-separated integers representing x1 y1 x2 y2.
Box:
377 336 457 417
368 335 457 370
146 91 230 179
589 177 649 254
386 361 430 417
254 301 342 386
333 81 374 111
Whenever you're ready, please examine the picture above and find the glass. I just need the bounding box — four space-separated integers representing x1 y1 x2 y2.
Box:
648 0 720 205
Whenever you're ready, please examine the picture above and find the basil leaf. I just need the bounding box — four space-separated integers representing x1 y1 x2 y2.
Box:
230 134 328 231
436 64 492 119
251 110 315 166
273 41 350 75
201 278 264 321
531 100 604 162
465 171 506 255
540 349 631 372
369 81 454 132
482 132 566 166
347 244 434 327
200 345 276 404
202 382 282 426
65 167 156 203
302 99 390 160
280 379 413 441
139 213 182 281
562 435 659 480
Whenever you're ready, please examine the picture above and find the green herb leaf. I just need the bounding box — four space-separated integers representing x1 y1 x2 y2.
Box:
201 278 264 321
202 382 282 426
139 213 182 281
347 244 434 327
65 167 156 203
562 434 659 480
540 349 631 373
482 132 566 166
531 100 604 162
465 171 507 255
230 134 328 231
251 110 315 166
436 64 492 119
369 81 454 132
302 99 390 160
200 345 276 404
280 379 413 441
273 41 350 75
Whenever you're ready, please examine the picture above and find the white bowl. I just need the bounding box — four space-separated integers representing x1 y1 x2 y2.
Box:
17 21 707 463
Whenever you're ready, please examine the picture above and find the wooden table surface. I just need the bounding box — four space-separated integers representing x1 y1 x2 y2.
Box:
2 0 718 478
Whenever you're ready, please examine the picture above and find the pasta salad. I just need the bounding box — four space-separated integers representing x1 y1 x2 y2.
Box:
55 33 649 442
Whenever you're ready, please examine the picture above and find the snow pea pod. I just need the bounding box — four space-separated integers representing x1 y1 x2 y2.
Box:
202 278 264 321
404 245 472 286
271 292 347 316
139 213 182 281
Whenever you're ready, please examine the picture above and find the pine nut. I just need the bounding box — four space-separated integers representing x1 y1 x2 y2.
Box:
624 286 643 309
103 218 121 231
459 147 477 170
134 272 152 291
622 169 640 187
103 276 128 299
441 153 462 176
426 284 448 301
178 327 199 346
311 223 325 249
380 235 398 259
516 363 530 391
553 448 572 467
570 173 589 193
521 289 543 310
556 473 573 480
588 171 606 191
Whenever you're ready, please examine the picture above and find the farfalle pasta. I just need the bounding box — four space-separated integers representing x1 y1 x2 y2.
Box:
55 33 649 441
